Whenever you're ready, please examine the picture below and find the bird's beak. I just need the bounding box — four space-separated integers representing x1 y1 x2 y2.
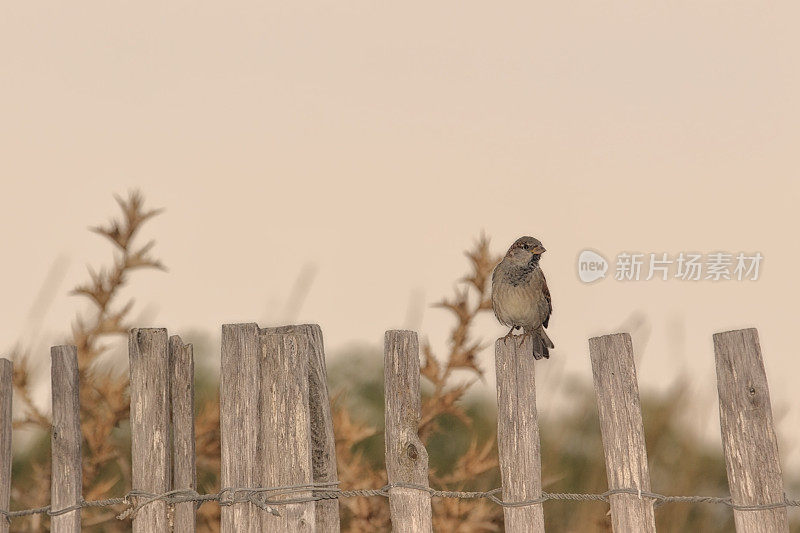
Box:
533 245 546 254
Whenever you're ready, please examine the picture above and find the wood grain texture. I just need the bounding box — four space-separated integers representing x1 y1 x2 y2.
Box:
0 359 12 533
384 330 432 533
494 336 545 532
129 329 171 532
714 328 789 533
50 346 82 533
259 332 315 532
170 336 197 533
220 323 262 532
589 333 656 533
272 324 339 532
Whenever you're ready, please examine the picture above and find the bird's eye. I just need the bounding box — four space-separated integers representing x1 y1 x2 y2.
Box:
522 244 529 250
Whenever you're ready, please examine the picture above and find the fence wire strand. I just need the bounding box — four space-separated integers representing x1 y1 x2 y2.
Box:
2 481 800 522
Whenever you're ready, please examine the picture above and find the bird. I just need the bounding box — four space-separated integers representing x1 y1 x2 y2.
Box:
491 236 554 359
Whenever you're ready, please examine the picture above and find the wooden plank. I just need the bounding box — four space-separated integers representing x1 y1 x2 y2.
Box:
714 328 789 533
220 323 262 532
170 336 197 533
589 333 656 533
259 331 315 532
0 359 12 533
129 328 171 532
384 330 432 533
272 324 339 532
494 336 546 532
50 346 82 533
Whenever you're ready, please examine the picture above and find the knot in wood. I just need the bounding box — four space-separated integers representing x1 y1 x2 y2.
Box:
406 443 418 461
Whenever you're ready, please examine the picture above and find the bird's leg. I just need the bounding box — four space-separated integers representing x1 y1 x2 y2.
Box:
502 327 516 342
516 331 529 349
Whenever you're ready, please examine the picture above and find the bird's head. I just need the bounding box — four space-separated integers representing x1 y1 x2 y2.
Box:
506 236 546 264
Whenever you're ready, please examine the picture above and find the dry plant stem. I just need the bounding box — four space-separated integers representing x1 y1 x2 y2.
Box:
10 191 166 531
334 235 503 532
421 235 499 437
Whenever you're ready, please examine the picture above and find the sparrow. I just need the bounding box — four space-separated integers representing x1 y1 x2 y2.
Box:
491 236 554 359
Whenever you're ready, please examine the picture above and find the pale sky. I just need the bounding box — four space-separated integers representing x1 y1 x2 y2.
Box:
1 1 799 470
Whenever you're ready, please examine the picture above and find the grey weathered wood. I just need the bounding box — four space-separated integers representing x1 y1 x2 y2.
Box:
50 346 82 533
259 332 315 532
714 328 789 533
494 336 546 532
170 336 196 533
273 324 339 532
0 359 12 533
589 333 656 533
384 330 432 533
220 323 262 532
129 329 171 532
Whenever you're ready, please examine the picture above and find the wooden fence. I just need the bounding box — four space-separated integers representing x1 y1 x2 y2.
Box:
0 325 794 532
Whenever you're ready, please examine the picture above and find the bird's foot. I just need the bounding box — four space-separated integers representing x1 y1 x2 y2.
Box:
502 327 516 342
516 332 529 349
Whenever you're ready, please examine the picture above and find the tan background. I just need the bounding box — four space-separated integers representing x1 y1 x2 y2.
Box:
1 1 798 468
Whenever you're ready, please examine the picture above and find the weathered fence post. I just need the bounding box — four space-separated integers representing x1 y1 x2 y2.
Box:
589 333 656 533
273 324 339 532
384 330 433 533
714 328 789 532
50 346 82 533
129 328 171 532
259 332 315 532
495 336 546 532
0 359 12 533
170 336 196 533
220 323 262 532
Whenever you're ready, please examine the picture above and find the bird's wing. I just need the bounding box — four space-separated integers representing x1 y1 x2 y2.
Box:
541 275 552 329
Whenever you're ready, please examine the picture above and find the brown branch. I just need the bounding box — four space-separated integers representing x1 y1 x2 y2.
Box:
10 190 165 531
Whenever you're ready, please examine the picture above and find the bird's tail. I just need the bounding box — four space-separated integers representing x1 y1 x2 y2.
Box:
531 326 554 360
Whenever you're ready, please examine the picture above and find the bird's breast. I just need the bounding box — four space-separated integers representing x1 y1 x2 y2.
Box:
492 282 542 328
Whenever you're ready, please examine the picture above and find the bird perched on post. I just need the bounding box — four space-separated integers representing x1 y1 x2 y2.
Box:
491 236 554 359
